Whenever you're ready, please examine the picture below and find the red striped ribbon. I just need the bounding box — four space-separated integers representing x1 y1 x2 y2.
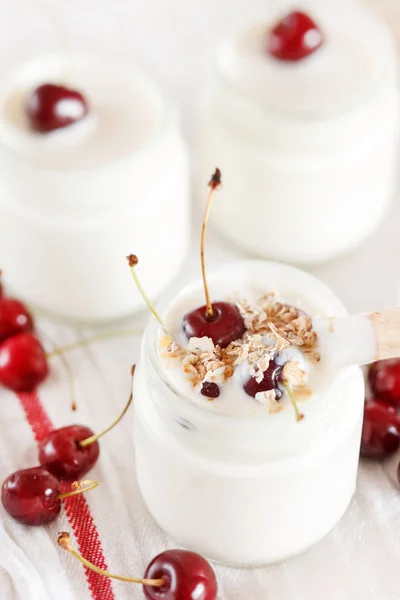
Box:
17 391 115 600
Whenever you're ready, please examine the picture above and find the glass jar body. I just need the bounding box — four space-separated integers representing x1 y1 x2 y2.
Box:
134 347 364 566
0 56 191 323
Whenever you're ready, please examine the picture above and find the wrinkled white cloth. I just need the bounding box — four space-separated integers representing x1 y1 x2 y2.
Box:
0 0 400 598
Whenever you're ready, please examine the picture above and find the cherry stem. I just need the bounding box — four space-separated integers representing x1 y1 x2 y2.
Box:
79 365 135 448
283 381 304 422
58 479 99 500
46 329 142 358
201 168 222 319
58 532 166 587
39 328 77 411
126 255 169 335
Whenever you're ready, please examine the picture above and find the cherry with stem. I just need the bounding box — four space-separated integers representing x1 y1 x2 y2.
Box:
39 365 136 480
183 169 245 348
1 466 99 526
58 532 218 600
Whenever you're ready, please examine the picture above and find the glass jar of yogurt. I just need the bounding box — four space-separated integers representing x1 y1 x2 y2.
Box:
133 260 365 565
198 0 400 265
0 54 190 323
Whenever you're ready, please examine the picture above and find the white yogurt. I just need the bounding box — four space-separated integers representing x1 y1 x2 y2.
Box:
0 55 190 323
133 260 365 565
198 0 400 264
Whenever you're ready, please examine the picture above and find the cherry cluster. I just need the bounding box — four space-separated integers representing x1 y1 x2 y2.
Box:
0 277 48 392
362 360 400 481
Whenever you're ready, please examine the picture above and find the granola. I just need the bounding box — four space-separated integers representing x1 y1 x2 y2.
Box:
161 293 319 398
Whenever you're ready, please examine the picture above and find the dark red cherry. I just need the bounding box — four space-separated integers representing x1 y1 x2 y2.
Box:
267 11 323 62
143 549 217 600
1 466 61 525
0 333 49 392
183 302 245 348
244 357 283 399
361 400 400 459
39 425 99 480
368 360 400 408
201 382 220 398
0 297 34 343
26 84 89 133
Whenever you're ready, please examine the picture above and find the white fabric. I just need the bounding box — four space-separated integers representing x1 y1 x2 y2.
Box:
0 0 400 598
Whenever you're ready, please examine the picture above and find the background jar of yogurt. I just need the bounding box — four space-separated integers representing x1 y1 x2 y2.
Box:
0 54 190 323
198 0 400 265
133 260 365 566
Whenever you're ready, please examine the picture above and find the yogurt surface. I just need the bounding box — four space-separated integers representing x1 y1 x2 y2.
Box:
157 267 334 418
219 1 394 116
0 55 165 169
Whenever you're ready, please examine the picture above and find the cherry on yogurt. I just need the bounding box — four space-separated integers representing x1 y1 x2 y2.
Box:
183 169 245 348
58 532 218 600
244 357 283 398
360 400 400 459
0 332 49 392
201 381 220 399
127 170 245 350
267 11 323 62
183 301 245 349
26 84 89 133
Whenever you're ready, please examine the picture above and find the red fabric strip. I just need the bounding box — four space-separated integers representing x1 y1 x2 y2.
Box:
17 391 115 600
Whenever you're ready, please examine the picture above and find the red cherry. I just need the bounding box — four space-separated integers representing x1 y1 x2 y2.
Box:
201 382 220 398
1 466 61 525
183 302 245 348
243 357 283 398
361 400 400 459
368 360 400 408
25 84 89 133
0 333 49 392
143 549 217 600
0 297 34 343
39 425 99 480
267 11 323 62
372 398 397 415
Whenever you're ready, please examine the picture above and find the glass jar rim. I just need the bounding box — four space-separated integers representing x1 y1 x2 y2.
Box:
140 259 355 437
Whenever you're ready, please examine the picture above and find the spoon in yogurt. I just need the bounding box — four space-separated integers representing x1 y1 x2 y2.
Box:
313 308 400 371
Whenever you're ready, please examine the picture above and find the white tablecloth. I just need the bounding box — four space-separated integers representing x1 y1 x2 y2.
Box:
0 0 400 598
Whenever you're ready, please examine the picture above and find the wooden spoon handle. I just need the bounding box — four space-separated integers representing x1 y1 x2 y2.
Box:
369 308 400 361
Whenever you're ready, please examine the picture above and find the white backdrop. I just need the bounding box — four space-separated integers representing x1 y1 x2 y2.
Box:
0 0 400 599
